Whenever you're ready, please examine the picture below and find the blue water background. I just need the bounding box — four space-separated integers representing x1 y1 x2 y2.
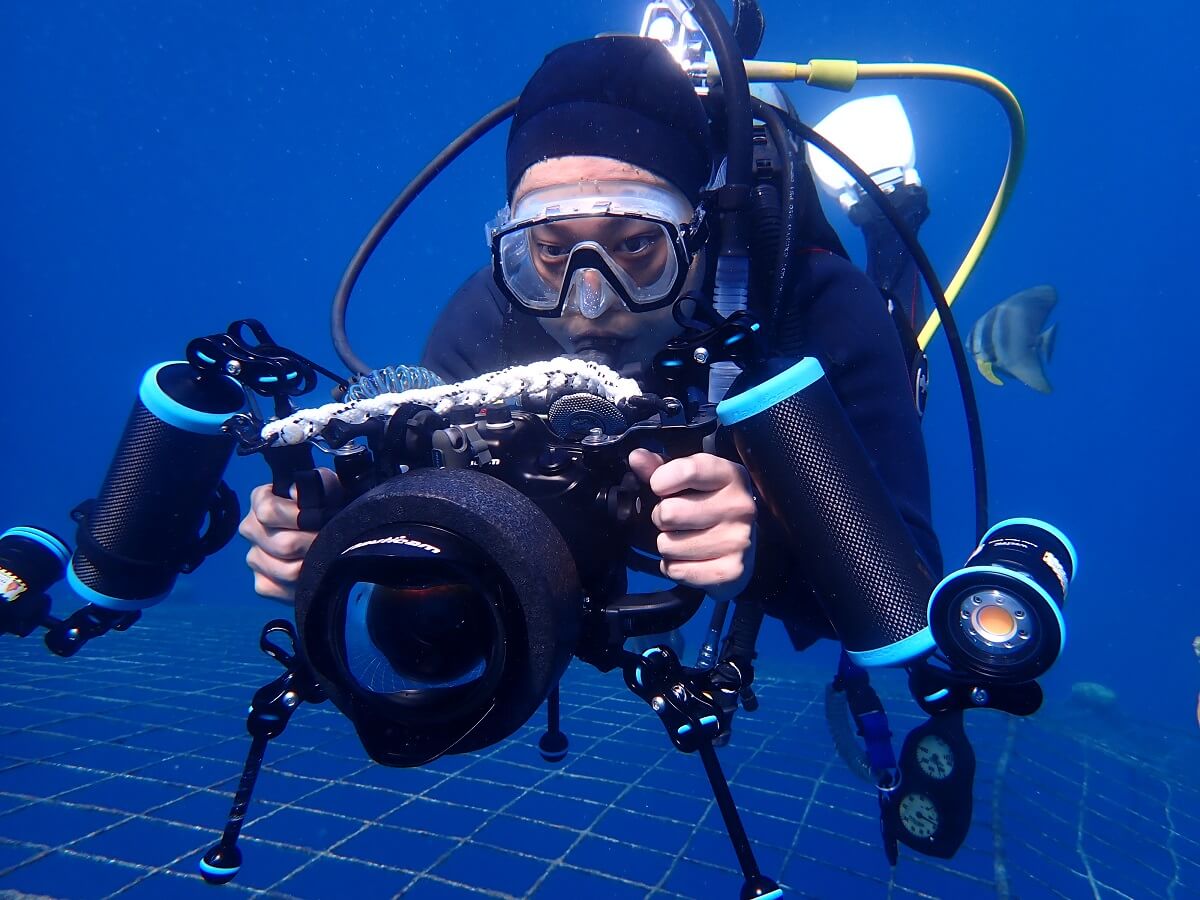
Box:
2 0 1194 778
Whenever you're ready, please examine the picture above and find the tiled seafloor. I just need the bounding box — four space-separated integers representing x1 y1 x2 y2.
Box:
0 603 1197 899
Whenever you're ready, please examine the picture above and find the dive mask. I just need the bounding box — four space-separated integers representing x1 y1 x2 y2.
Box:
489 180 707 318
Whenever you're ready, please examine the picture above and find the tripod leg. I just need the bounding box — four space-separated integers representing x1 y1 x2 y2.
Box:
696 741 782 900
626 647 781 899
200 620 322 885
538 682 569 762
200 735 268 883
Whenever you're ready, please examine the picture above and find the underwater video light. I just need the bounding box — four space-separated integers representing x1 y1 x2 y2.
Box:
0 528 70 637
807 94 921 212
928 519 1077 683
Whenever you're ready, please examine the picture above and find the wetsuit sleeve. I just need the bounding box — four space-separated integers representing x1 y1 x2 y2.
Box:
420 266 562 381
744 249 943 638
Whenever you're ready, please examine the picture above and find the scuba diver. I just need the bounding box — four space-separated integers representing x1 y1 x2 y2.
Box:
239 34 944 642
0 6 1076 889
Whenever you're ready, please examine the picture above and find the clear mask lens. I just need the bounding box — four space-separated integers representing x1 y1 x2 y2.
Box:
498 218 682 312
494 183 695 316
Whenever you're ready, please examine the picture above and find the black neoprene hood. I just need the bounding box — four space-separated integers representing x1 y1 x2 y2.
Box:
505 35 713 203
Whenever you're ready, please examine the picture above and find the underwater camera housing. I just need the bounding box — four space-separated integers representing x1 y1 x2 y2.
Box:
284 386 715 767
205 302 953 894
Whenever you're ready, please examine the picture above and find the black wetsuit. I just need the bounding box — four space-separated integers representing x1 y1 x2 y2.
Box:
421 253 942 645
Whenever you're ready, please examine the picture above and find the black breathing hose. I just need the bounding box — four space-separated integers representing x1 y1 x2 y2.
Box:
331 98 519 375
750 98 799 340
690 0 755 252
777 112 989 538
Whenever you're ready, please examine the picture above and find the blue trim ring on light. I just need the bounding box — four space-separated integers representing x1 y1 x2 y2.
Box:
846 626 935 668
928 564 1067 655
716 356 825 426
139 362 244 436
1 527 70 567
983 517 1078 578
67 562 167 612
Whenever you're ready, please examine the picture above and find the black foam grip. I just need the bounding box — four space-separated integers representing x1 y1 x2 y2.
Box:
292 470 330 532
605 586 705 637
265 443 317 498
72 398 237 604
729 374 934 657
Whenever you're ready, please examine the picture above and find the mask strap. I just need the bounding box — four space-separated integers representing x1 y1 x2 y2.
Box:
672 291 723 331
683 202 713 256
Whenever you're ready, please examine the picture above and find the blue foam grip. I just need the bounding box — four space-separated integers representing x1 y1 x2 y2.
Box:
846 627 935 667
716 357 824 426
140 362 244 435
68 563 168 612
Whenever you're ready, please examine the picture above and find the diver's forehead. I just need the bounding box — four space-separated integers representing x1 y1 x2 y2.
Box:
513 156 674 202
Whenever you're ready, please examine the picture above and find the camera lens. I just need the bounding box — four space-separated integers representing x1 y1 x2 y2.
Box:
294 470 584 766
343 569 497 696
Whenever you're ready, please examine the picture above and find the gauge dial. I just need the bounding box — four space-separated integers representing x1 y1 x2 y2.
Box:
915 734 955 780
899 792 939 839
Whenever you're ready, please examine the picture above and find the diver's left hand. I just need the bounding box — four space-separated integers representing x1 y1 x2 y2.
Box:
628 449 756 599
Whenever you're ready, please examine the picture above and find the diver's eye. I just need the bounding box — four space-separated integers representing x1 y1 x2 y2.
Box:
536 242 570 262
616 233 658 255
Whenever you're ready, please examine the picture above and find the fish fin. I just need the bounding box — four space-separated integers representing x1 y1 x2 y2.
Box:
1005 355 1054 394
977 359 1005 386
1001 285 1058 337
1038 322 1059 363
1004 284 1057 316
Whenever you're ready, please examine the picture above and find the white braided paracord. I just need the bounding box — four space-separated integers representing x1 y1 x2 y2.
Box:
261 357 643 447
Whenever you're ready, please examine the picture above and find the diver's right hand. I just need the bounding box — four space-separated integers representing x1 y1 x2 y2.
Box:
239 468 344 603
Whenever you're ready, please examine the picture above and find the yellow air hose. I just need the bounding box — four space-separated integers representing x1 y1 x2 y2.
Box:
728 58 1027 351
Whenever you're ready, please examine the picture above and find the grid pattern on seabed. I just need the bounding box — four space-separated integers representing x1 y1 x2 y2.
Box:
0 604 1197 900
